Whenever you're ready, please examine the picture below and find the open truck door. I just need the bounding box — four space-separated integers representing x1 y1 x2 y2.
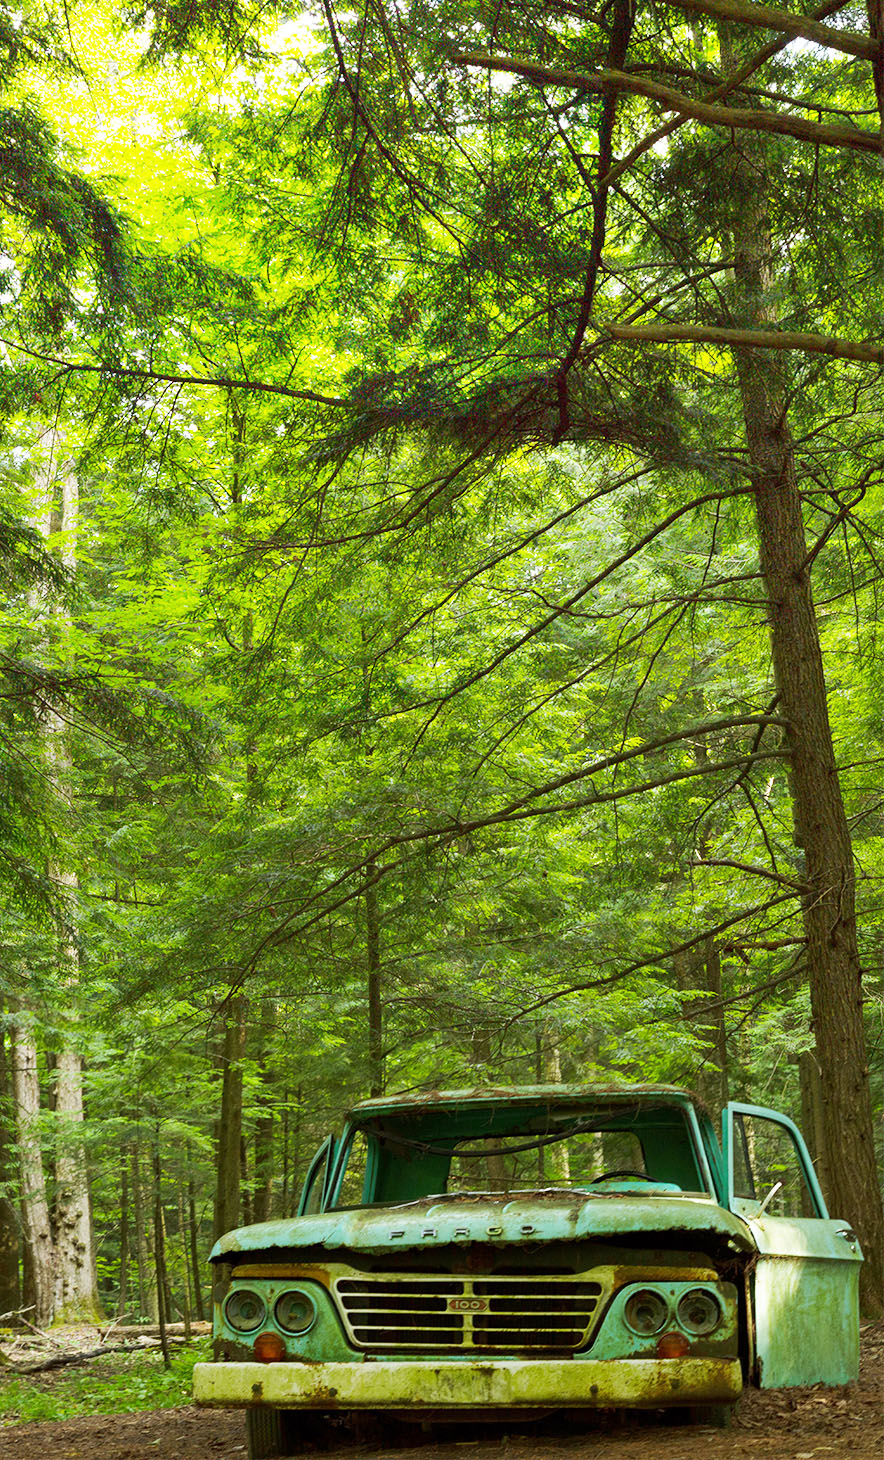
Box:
722 1101 861 1387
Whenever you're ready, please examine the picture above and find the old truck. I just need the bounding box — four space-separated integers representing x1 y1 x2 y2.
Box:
193 1083 862 1457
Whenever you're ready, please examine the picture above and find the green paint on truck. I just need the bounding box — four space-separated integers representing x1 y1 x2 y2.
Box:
193 1083 862 1459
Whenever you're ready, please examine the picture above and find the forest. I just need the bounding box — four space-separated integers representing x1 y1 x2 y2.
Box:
0 0 883 1359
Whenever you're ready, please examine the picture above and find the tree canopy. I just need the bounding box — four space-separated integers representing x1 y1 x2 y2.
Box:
0 0 882 1322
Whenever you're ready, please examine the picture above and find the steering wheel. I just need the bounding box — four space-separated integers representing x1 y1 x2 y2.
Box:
590 1169 653 1182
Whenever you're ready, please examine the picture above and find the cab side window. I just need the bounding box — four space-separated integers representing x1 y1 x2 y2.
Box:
731 1112 819 1217
299 1137 334 1215
334 1131 370 1207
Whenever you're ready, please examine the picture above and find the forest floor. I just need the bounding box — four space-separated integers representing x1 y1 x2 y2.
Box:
0 1322 880 1460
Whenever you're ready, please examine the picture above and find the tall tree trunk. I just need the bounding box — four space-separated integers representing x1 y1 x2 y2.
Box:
132 1138 157 1321
675 943 729 1108
361 635 384 1098
9 1006 55 1323
688 734 729 1107
8 432 68 1328
0 1025 21 1314
720 33 884 1308
20 1211 35 1315
118 1152 129 1318
53 1022 99 1319
177 1179 192 1338
365 866 383 1097
539 1022 571 1182
252 999 275 1224
153 1142 170 1369
798 1050 830 1205
699 939 729 1107
288 1083 303 1216
281 1098 290 1216
240 1135 253 1227
188 1179 205 1322
213 993 246 1242
37 439 99 1320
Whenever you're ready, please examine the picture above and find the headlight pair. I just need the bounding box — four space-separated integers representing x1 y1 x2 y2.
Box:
623 1286 722 1337
225 1286 316 1335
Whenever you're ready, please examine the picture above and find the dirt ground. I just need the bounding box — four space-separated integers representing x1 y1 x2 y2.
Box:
1 1324 880 1460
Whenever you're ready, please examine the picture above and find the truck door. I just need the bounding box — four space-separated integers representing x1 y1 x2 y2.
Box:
722 1102 862 1387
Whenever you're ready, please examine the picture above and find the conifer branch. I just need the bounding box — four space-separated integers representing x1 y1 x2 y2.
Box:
452 52 882 154
601 0 857 184
507 891 802 1024
0 337 348 408
606 321 884 362
248 742 791 957
694 857 809 892
664 0 877 60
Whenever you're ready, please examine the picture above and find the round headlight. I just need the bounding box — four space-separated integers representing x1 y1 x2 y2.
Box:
677 1288 722 1336
275 1289 317 1334
623 1288 669 1335
225 1287 266 1333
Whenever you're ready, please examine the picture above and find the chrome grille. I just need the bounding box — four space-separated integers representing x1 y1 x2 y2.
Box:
334 1275 603 1351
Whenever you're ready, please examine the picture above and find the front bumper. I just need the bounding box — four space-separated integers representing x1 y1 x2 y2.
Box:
193 1357 743 1410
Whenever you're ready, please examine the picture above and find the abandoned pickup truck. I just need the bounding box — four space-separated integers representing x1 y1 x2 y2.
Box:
193 1083 862 1456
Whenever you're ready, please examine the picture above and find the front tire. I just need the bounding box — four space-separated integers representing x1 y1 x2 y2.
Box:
247 1408 349 1457
246 1407 299 1458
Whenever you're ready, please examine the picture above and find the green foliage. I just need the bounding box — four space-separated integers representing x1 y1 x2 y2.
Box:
0 0 881 1328
0 1340 209 1424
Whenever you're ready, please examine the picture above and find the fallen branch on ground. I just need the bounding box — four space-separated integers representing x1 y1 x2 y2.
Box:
3 1336 195 1374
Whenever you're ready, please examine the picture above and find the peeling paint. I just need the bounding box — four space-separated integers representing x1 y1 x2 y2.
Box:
211 1192 753 1261
350 1081 707 1113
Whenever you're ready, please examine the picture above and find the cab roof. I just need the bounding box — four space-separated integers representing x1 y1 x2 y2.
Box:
351 1082 703 1121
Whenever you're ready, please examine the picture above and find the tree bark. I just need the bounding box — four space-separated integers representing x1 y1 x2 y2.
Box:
0 1025 21 1314
9 1007 55 1324
213 994 246 1242
240 1134 253 1227
153 1143 170 1369
47 461 99 1323
799 1050 830 1203
187 1179 205 1322
539 1023 571 1182
176 1181 192 1339
53 1026 100 1320
366 866 384 1097
117 1153 129 1318
252 1000 275 1224
132 1138 158 1321
865 0 884 135
608 321 884 364
675 942 729 1108
720 39 884 1310
23 437 100 1322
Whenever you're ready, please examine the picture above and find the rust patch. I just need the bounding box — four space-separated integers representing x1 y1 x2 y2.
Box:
306 1384 340 1407
352 1082 695 1114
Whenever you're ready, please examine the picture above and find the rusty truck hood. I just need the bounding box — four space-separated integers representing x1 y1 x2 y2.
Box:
211 1190 754 1260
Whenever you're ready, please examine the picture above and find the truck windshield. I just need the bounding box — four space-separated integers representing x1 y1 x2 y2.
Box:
332 1098 708 1207
446 1126 646 1192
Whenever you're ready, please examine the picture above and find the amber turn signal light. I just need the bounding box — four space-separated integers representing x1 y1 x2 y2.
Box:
253 1330 286 1362
656 1330 691 1358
